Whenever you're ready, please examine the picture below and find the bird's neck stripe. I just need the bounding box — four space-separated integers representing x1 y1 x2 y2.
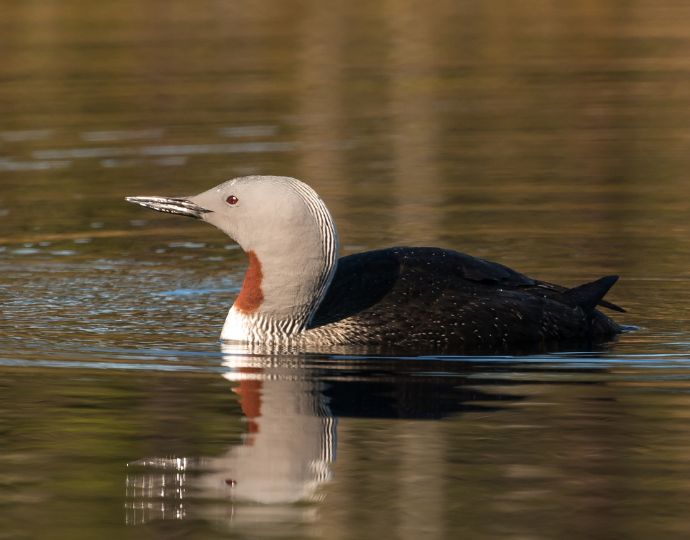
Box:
235 250 264 314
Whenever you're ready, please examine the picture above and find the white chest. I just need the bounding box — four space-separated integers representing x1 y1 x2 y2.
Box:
221 308 256 342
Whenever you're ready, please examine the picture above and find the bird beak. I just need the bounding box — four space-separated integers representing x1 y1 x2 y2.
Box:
125 196 212 219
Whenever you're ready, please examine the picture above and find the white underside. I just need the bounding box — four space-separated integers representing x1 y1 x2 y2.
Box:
221 307 305 343
221 306 355 346
221 308 258 342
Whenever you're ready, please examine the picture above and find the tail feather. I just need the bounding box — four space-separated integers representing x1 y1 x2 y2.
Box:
535 279 625 312
597 298 626 313
562 275 620 314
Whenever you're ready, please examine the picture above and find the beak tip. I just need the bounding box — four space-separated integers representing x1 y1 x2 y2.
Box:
124 195 210 219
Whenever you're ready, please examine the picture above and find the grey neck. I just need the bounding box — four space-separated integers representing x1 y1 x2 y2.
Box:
221 186 339 342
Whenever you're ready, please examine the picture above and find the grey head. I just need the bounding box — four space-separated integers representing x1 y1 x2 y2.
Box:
128 176 324 248
126 176 340 338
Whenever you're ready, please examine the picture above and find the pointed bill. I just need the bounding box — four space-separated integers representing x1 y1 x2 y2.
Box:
125 196 212 219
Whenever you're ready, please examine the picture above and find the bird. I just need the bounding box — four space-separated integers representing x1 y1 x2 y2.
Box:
126 175 624 354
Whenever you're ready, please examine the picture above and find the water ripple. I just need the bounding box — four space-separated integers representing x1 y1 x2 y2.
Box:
32 141 294 160
0 357 227 373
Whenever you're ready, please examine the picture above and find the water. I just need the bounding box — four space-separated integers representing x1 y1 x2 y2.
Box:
2 1 690 538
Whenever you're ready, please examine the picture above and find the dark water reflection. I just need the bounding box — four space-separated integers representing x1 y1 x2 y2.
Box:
3 327 690 539
3 0 690 538
125 350 520 525
61 346 690 540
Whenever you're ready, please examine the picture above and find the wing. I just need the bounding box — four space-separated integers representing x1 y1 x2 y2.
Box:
309 247 620 350
311 246 536 327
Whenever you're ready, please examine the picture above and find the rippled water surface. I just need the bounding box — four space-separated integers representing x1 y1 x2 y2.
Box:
2 1 690 538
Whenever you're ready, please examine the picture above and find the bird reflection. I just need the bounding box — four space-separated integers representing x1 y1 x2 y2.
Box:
125 342 524 526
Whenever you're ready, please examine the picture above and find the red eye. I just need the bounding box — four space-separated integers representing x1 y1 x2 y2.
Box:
226 195 238 205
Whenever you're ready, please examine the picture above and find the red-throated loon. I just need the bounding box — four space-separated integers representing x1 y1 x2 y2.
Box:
126 175 623 353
